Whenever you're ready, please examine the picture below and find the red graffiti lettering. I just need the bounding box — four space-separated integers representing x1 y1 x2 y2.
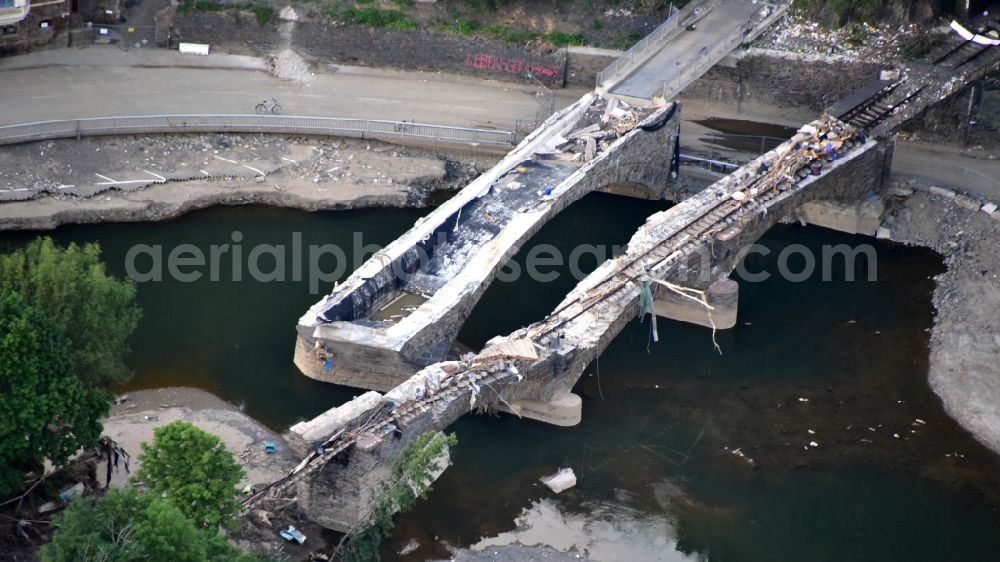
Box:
464 52 560 79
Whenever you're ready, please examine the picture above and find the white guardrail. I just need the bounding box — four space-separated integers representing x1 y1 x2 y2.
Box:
0 115 515 147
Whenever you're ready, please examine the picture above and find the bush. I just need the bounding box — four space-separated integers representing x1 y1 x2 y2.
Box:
0 293 110 495
134 421 244 529
44 489 207 562
0 237 141 387
194 0 224 12
43 488 273 562
339 432 457 562
250 4 275 24
342 6 416 29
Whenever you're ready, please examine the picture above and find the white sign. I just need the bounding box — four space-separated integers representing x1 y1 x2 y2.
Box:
179 42 210 56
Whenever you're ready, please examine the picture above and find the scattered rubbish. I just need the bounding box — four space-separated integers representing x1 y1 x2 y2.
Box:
807 429 816 434
541 467 577 494
809 441 819 448
58 483 85 503
280 525 307 544
798 397 809 403
263 441 277 454
399 539 420 556
914 418 926 425
893 433 900 439
37 501 58 514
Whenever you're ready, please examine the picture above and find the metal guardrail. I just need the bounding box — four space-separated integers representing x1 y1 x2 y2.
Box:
679 153 741 173
596 2 682 88
0 115 515 148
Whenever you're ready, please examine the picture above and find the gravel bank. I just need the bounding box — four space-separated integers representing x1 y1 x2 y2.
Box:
0 135 488 231
884 185 1000 455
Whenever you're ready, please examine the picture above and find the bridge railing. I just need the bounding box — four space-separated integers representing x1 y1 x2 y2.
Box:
596 2 683 88
0 115 515 148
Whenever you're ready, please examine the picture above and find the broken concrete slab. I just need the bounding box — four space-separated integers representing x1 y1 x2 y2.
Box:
541 468 577 494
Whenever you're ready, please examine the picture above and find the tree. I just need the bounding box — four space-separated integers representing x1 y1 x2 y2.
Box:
339 431 457 562
0 293 109 495
41 488 269 562
0 237 142 387
134 421 245 529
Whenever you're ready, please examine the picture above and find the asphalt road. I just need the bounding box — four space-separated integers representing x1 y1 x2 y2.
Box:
1 46 998 200
0 47 588 132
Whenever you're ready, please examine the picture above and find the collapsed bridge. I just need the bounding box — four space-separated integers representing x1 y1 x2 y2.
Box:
254 17 1000 532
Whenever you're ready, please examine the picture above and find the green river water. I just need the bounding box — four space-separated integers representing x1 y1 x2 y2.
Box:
4 193 1000 561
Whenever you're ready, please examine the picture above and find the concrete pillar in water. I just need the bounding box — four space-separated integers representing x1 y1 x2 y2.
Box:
498 391 582 427
654 278 738 330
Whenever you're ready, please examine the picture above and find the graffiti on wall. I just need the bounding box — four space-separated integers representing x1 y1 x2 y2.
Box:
465 53 561 78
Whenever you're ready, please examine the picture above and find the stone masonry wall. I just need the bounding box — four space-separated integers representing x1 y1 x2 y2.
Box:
679 51 880 123
170 10 567 87
0 1 70 56
76 0 126 26
901 80 1000 148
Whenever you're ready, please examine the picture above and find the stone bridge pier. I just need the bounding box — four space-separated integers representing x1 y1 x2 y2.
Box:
653 137 895 334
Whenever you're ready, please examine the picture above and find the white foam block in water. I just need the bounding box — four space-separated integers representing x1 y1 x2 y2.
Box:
541 468 577 494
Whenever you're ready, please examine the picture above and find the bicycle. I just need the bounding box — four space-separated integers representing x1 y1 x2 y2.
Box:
255 99 282 115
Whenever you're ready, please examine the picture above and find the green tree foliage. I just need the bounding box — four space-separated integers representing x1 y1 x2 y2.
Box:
41 488 274 562
0 293 109 495
0 237 142 387
134 421 245 529
339 432 457 562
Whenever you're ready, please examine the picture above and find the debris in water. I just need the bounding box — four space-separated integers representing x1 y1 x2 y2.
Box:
541 468 577 494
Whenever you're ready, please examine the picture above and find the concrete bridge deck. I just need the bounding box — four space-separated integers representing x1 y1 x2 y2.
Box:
600 0 788 105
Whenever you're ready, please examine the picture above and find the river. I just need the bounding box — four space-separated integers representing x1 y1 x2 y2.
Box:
3 194 999 561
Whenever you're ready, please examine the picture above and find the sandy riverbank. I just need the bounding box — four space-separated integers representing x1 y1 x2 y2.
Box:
101 387 298 490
